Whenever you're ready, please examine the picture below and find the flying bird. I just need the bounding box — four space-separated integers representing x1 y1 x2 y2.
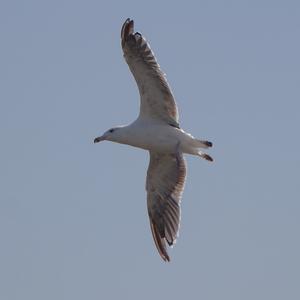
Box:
94 18 213 262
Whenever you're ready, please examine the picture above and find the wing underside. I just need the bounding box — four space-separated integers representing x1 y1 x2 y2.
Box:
146 151 186 261
121 18 180 128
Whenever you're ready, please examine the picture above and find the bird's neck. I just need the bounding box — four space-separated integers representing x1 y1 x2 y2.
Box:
112 124 147 149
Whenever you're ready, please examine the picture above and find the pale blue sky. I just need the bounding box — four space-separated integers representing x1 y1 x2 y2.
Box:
1 1 300 299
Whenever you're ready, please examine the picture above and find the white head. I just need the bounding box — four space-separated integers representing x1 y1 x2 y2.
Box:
94 126 124 144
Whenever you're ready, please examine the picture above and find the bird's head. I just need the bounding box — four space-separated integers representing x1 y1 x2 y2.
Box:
94 126 123 143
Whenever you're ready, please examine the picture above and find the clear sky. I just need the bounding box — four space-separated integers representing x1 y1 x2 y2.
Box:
1 0 300 299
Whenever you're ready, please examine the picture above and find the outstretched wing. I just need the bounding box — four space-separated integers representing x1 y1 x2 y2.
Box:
146 151 186 261
121 18 180 128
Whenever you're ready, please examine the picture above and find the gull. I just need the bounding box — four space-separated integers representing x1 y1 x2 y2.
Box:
94 18 213 262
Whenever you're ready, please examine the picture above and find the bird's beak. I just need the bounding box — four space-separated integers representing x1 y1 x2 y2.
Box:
94 135 105 143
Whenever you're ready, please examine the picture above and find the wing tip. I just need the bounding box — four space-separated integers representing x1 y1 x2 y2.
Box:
121 18 134 47
150 221 171 262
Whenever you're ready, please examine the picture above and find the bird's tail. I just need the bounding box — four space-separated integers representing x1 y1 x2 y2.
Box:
197 151 214 162
192 139 213 149
189 139 213 161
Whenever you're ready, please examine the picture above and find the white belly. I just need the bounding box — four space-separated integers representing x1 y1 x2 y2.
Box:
123 121 193 153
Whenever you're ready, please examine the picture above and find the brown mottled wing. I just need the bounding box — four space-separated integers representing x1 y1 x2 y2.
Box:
121 18 179 128
146 151 186 261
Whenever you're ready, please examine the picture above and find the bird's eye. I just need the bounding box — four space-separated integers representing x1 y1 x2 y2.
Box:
109 129 114 133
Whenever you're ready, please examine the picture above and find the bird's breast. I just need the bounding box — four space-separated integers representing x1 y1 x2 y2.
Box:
123 124 179 153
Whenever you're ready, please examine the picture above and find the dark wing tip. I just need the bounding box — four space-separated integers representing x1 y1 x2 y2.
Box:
150 221 171 262
121 18 134 47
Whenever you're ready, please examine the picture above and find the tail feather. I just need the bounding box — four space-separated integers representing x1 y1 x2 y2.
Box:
190 138 213 161
193 139 213 149
198 151 214 162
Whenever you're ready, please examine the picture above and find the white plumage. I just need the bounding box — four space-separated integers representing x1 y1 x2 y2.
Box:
94 18 213 261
